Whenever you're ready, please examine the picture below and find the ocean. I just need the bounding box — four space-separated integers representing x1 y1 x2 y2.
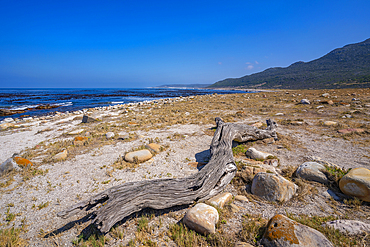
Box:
0 88 249 121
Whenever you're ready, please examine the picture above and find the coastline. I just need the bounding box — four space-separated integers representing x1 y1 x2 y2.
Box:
0 88 369 246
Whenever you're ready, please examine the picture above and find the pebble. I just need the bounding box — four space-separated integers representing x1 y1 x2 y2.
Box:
145 143 163 153
234 195 249 203
53 150 68 161
301 99 310 104
183 203 219 235
323 121 337 126
69 129 85 135
339 167 370 202
106 132 115 139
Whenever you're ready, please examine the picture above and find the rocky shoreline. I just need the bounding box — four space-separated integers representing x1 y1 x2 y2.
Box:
0 88 370 246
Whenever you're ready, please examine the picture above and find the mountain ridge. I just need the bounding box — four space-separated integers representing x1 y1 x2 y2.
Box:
209 38 370 89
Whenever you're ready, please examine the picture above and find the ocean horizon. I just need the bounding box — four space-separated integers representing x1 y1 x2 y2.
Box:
0 87 250 121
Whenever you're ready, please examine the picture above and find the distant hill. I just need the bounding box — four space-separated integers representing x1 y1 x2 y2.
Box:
156 84 212 88
209 38 370 89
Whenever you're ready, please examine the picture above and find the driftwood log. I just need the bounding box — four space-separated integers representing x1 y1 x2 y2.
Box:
57 118 277 233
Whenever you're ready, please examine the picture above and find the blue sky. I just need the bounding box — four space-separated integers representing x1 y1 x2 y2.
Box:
0 0 369 88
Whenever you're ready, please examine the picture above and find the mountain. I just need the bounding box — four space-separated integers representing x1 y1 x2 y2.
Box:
156 83 212 88
209 38 370 89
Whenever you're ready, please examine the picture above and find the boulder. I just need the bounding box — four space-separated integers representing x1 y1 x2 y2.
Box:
209 192 233 208
295 162 328 184
0 158 21 176
54 150 68 161
300 99 310 104
183 203 219 235
245 147 273 160
325 219 370 235
251 173 298 203
250 122 263 128
262 214 334 247
145 143 162 153
106 132 115 139
339 168 370 202
124 149 153 163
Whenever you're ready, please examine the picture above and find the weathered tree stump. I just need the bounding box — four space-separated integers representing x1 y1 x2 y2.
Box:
57 118 277 233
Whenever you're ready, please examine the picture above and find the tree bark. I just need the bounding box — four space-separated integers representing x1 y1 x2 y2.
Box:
57 118 277 233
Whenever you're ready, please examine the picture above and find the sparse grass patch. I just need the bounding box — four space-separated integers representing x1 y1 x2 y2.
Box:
0 227 27 247
232 143 250 156
238 214 268 244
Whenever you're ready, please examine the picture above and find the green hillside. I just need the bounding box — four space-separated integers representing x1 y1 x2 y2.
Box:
209 38 370 89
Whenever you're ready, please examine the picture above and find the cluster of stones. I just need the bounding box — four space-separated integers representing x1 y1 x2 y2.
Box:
124 143 163 163
182 145 370 245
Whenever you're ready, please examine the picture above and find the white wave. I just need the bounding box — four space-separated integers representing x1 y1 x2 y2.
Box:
10 104 39 110
111 101 124 104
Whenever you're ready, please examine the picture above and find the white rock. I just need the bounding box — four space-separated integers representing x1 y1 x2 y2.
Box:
69 129 85 135
183 203 219 235
245 147 273 160
209 192 233 208
325 220 370 235
301 99 310 104
106 132 115 139
296 162 328 184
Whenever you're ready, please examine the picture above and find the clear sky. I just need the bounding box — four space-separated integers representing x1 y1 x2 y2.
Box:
0 0 369 88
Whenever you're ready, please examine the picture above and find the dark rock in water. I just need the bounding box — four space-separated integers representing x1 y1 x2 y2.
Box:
0 109 26 116
35 104 59 110
82 115 97 123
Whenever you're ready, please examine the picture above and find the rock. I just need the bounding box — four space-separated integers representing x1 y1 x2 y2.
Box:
264 159 279 167
13 157 33 168
316 105 324 109
300 99 310 104
321 93 330 97
234 242 254 247
106 132 115 139
73 136 88 146
251 122 263 128
339 168 370 202
325 220 370 235
81 115 97 123
325 100 334 105
118 132 130 140
183 203 219 235
262 214 334 247
245 147 273 160
251 173 298 202
209 192 232 208
124 149 153 163
295 162 328 184
0 158 21 176
0 122 14 130
275 113 284 116
54 150 68 161
145 143 162 153
337 128 364 134
323 121 337 126
234 195 249 203
69 129 85 135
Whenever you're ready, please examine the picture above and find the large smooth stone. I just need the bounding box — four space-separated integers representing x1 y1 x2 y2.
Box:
295 162 328 184
183 203 219 235
262 214 334 247
323 121 337 126
0 158 21 176
339 168 370 202
124 149 153 163
209 192 233 208
13 157 33 168
245 147 273 160
106 132 115 139
325 219 370 235
251 173 298 203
